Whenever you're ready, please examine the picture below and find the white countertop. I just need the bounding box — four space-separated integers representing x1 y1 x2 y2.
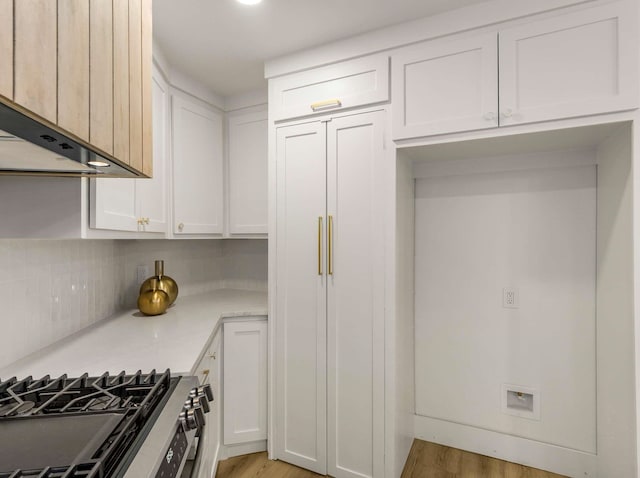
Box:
0 289 267 380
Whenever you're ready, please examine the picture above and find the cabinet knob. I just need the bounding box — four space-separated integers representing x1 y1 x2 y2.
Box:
178 223 184 231
144 217 150 225
501 108 513 118
483 112 496 121
137 218 144 226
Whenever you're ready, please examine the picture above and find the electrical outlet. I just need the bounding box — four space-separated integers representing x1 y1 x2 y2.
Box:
137 265 150 284
503 287 519 309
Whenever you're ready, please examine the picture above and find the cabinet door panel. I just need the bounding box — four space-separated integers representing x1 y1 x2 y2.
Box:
275 121 327 475
0 0 13 99
223 320 267 445
128 0 143 173
89 0 114 155
90 178 138 231
57 0 89 141
172 96 224 235
499 2 638 125
14 0 57 123
326 111 385 478
228 110 268 235
392 32 498 139
113 0 130 164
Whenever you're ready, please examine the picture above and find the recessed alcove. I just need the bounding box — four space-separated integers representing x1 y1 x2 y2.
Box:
396 121 635 477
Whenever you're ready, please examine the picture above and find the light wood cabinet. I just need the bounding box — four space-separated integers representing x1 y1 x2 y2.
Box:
227 110 268 236
274 110 385 477
0 0 13 100
392 1 638 139
223 320 268 445
14 0 57 124
3 0 152 176
172 95 224 236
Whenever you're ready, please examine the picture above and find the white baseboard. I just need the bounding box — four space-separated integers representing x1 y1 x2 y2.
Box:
414 415 596 478
219 440 268 460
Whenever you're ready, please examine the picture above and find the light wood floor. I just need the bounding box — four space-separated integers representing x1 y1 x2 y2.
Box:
215 440 567 478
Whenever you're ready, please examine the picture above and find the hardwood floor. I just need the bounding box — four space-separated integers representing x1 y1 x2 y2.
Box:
400 440 567 478
215 441 567 478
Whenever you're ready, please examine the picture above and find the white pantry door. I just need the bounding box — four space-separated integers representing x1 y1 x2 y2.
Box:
327 111 386 478
274 121 328 475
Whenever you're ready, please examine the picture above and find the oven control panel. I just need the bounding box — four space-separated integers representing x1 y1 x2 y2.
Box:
155 424 189 478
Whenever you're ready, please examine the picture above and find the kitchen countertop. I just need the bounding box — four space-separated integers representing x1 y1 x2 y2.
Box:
0 289 267 380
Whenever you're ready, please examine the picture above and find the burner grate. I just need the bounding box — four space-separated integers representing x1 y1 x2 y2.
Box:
0 370 173 478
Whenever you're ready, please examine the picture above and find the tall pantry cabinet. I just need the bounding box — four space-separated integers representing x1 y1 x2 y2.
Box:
274 109 386 478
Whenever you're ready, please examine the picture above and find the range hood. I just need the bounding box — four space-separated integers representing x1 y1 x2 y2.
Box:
0 101 144 178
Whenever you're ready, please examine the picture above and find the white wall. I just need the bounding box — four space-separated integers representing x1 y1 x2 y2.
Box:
413 152 597 453
0 238 267 369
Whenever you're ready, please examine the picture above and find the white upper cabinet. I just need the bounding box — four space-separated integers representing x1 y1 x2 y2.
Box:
171 95 224 236
227 110 268 236
90 65 168 233
392 32 499 139
498 2 638 126
392 1 638 139
271 54 389 121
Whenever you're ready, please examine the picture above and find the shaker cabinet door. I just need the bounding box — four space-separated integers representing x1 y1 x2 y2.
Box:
392 32 498 139
499 2 638 126
172 95 224 235
274 121 328 475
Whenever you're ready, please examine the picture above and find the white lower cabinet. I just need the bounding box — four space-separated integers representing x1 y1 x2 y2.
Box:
274 110 386 477
223 320 268 445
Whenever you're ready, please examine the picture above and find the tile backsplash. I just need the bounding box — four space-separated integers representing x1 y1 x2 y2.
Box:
0 239 267 369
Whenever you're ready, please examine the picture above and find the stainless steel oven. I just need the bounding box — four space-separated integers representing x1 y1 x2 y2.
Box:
0 369 211 478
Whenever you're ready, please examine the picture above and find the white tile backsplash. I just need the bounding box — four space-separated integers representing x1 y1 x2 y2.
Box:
0 238 267 369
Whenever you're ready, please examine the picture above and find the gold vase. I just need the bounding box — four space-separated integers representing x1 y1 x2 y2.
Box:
138 278 170 316
139 260 179 306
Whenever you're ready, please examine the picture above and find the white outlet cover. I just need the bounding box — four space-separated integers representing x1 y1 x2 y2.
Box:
501 383 540 420
503 287 519 309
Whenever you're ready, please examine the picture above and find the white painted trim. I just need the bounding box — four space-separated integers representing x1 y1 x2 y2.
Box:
219 440 267 460
414 415 597 477
225 89 268 112
264 0 597 78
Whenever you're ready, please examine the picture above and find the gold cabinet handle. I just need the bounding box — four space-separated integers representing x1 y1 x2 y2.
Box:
310 99 342 111
328 215 334 275
318 216 323 275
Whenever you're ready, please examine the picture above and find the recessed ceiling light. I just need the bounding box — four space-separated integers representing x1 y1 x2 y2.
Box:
237 0 262 5
88 160 110 167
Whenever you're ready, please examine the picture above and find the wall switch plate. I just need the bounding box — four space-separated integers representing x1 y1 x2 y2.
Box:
503 287 519 308
137 265 150 284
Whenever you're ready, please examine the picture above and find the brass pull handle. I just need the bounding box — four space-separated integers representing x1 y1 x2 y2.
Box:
202 369 210 379
328 215 333 275
311 99 342 111
144 218 150 225
137 218 144 226
318 216 323 275
178 222 184 231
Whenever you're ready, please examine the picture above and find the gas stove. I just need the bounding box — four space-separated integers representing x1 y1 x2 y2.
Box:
0 370 211 478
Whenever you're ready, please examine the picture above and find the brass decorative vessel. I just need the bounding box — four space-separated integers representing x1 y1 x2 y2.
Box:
137 278 170 316
139 260 179 306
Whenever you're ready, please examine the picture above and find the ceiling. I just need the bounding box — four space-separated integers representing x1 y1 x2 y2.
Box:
153 0 490 98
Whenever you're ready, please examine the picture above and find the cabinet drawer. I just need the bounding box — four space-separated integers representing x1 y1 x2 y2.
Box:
271 54 389 121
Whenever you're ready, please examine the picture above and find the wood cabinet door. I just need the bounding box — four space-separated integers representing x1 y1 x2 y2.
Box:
0 0 13 100
14 0 57 123
57 0 89 141
392 32 498 139
499 2 638 126
172 95 224 235
274 121 327 475
223 320 268 445
326 111 385 478
228 110 268 235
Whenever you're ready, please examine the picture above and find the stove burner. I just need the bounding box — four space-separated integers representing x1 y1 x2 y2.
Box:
0 370 174 478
